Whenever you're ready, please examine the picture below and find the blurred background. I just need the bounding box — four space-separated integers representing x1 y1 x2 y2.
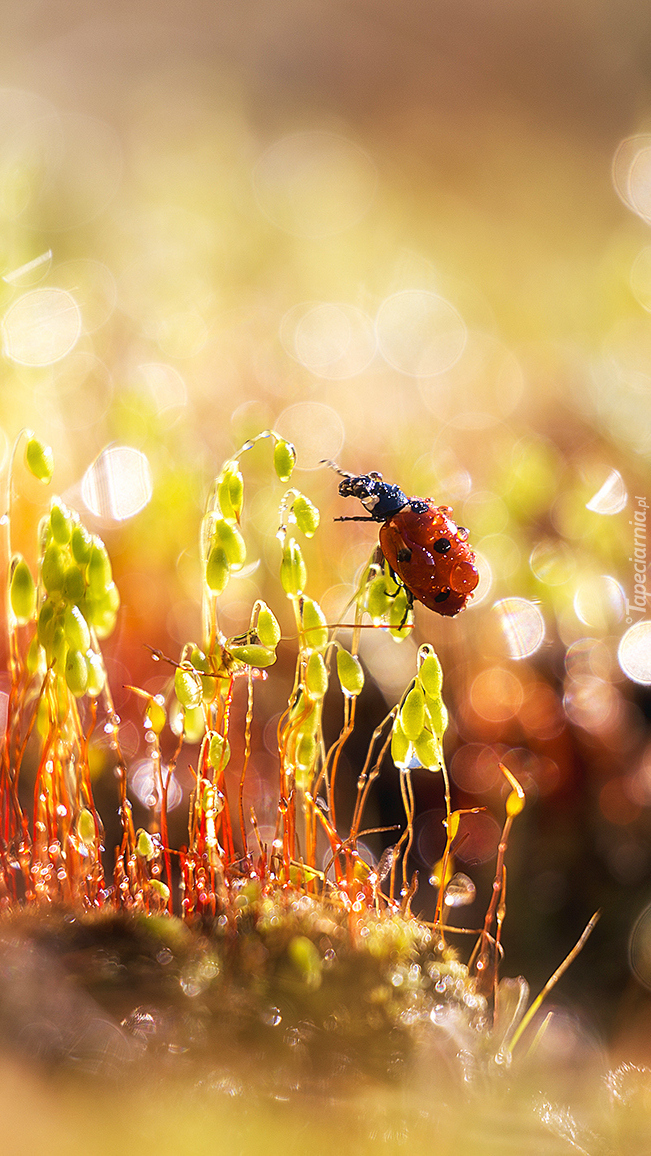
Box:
2 0 651 1059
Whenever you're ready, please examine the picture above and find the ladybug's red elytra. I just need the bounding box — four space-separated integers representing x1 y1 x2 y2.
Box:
326 464 479 617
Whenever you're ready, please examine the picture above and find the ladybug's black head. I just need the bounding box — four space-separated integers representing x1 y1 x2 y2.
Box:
337 471 408 522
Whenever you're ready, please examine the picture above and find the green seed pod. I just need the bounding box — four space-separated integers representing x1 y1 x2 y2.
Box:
366 574 390 621
183 704 205 743
227 643 277 668
41 543 66 593
87 541 112 597
51 621 67 669
145 696 166 735
280 539 306 596
256 603 281 648
175 664 203 709
301 597 328 650
205 544 230 593
274 439 296 482
293 493 320 538
136 828 155 860
87 583 120 639
49 503 71 545
26 636 41 675
10 557 36 623
305 651 328 699
296 731 317 770
208 731 231 771
62 563 85 604
288 935 321 987
400 686 426 742
190 647 209 674
389 587 412 640
71 523 93 564
418 651 443 698
63 603 90 653
391 720 411 769
336 649 365 697
211 518 246 570
217 464 244 523
37 599 56 648
25 435 53 483
77 808 96 844
425 697 448 739
150 880 170 903
413 731 441 771
65 648 88 697
86 651 106 697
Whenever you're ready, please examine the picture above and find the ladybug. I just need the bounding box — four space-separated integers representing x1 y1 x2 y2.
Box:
326 464 479 617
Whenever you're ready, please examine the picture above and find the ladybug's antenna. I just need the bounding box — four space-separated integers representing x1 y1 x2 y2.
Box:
321 459 354 480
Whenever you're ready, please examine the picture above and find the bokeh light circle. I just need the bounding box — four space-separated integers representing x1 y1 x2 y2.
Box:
82 446 153 522
253 131 377 238
2 287 81 365
493 598 545 659
275 401 345 470
585 469 627 515
618 621 651 685
282 301 376 379
573 575 625 630
375 290 466 377
630 246 651 313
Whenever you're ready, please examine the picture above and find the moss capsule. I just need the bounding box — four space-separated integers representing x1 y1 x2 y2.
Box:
205 544 229 593
145 696 166 735
25 436 53 483
366 574 390 622
401 686 426 742
42 543 66 593
10 557 36 623
256 603 281 648
63 603 91 652
77 808 96 844
217 465 244 523
280 539 306 596
87 541 112 596
71 524 93 564
227 643 277 668
305 651 328 698
425 698 448 739
49 503 71 544
391 721 411 769
293 493 320 538
86 651 106 697
418 650 443 697
336 649 364 697
65 648 88 697
301 598 328 651
274 439 296 482
136 828 156 859
389 587 412 640
208 732 231 771
175 665 203 709
413 731 441 771
62 564 85 603
211 518 246 569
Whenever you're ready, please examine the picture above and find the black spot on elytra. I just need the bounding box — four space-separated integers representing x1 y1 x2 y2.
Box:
397 547 412 563
433 538 451 554
434 588 450 602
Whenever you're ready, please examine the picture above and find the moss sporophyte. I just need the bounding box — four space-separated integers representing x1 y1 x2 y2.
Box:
0 428 597 1084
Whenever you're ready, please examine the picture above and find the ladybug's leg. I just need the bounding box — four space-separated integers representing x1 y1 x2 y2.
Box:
334 515 377 522
398 586 414 628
